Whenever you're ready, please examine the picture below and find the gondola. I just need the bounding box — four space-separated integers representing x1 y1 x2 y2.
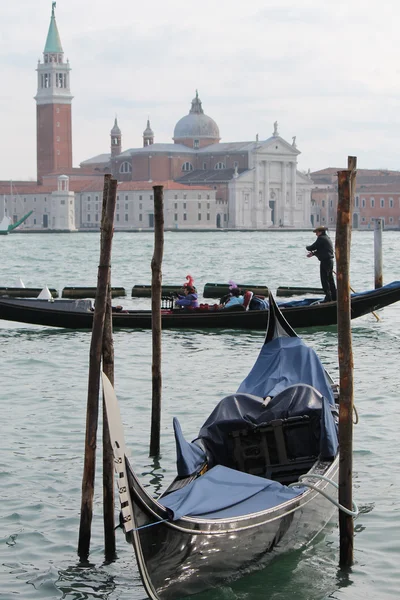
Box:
0 281 399 329
102 293 343 600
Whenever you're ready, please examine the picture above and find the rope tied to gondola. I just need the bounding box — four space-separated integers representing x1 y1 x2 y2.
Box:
115 518 169 532
289 473 359 517
131 518 169 531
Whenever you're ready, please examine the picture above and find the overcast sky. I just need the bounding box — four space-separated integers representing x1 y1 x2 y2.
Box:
1 0 400 180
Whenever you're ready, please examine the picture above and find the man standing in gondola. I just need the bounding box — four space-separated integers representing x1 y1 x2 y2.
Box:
306 226 337 302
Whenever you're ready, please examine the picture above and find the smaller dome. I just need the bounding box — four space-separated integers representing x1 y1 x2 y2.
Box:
111 117 121 135
143 119 154 136
173 91 220 141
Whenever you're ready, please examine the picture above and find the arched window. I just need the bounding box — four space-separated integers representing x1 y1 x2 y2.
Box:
215 162 226 170
182 162 193 172
119 162 132 174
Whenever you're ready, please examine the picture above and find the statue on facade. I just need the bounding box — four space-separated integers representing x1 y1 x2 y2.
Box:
273 121 279 136
292 136 297 147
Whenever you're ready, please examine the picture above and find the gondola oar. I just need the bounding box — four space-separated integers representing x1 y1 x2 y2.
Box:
333 271 380 322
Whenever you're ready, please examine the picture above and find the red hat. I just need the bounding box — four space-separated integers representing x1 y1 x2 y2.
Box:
183 274 195 288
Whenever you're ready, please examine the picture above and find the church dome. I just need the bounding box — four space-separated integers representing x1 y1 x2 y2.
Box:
173 91 220 141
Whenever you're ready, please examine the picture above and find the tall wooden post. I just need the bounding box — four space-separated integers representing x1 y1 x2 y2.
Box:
78 174 116 560
374 218 383 289
101 178 117 560
149 185 164 457
336 156 357 567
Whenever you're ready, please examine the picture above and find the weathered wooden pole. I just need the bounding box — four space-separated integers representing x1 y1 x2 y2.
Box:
101 177 118 560
374 218 383 289
78 174 116 560
336 156 357 567
149 185 164 457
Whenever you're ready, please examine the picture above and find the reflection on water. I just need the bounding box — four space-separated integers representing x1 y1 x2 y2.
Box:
55 563 116 600
192 527 353 600
141 457 165 496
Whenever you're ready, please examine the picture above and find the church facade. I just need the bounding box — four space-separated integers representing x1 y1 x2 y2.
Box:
81 94 314 229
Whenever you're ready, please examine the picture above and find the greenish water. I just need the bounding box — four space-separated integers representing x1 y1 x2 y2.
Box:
0 231 399 599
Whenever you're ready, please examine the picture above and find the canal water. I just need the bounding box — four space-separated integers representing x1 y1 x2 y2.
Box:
0 230 399 599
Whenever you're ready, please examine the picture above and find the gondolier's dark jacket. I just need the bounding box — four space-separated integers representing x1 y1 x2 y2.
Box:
306 233 334 263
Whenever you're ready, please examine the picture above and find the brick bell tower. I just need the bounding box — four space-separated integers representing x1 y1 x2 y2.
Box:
35 2 73 183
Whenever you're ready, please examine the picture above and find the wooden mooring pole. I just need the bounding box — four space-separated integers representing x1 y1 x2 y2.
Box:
336 157 357 567
101 178 118 560
78 174 117 560
374 218 383 289
149 185 164 457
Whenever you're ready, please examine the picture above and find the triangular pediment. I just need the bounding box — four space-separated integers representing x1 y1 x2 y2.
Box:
257 136 300 156
296 170 313 184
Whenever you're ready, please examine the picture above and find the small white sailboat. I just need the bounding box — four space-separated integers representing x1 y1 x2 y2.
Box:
0 215 12 235
1 183 33 235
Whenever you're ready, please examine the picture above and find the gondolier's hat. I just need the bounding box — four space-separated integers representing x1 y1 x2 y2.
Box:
313 225 328 233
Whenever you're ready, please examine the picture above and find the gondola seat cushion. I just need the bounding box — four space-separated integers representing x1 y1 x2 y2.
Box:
161 464 303 520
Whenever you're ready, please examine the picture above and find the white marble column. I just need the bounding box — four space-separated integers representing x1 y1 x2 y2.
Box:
263 160 271 226
253 155 259 228
291 161 296 226
281 161 287 226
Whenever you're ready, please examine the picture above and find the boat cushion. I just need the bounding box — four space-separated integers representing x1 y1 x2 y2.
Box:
243 291 253 310
161 464 303 520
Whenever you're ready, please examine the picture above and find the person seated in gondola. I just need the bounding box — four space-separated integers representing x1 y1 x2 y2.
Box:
175 275 199 309
112 304 125 312
219 286 244 310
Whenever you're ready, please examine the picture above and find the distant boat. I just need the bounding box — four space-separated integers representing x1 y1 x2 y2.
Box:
0 211 34 235
0 182 33 235
0 281 400 329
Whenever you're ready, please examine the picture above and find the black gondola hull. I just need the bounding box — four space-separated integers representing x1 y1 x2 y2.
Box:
125 457 338 600
0 281 399 329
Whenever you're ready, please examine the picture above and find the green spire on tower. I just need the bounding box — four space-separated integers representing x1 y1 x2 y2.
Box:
44 2 63 54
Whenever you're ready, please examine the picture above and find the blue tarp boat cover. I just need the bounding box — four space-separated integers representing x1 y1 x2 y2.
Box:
196 386 337 470
161 464 303 520
238 337 335 402
167 283 400 520
174 336 338 477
